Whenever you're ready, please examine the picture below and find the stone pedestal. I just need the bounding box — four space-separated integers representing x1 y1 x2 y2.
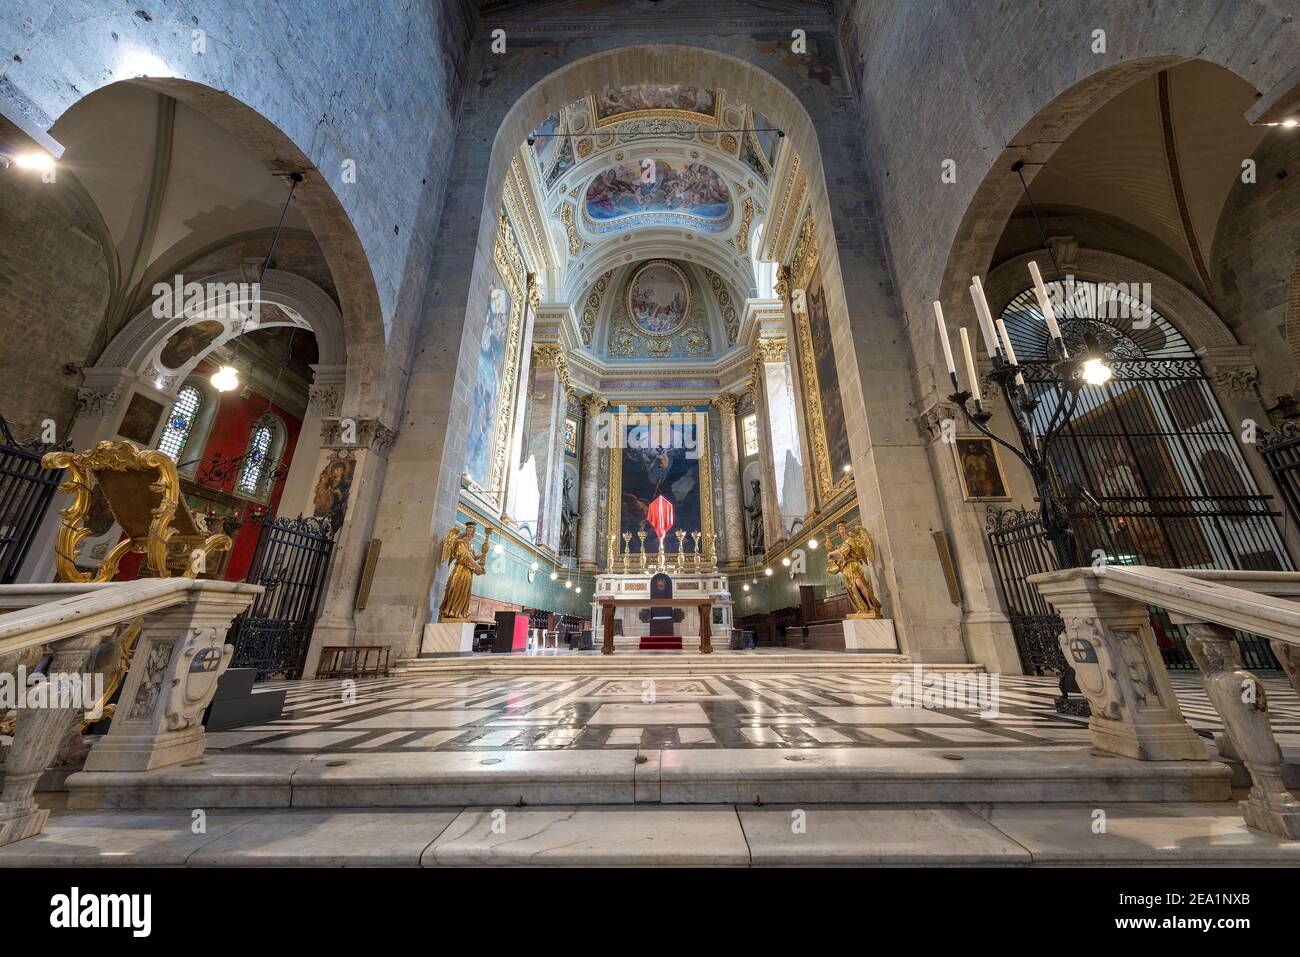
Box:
842 617 899 651
1029 570 1206 762
83 584 258 773
421 621 477 656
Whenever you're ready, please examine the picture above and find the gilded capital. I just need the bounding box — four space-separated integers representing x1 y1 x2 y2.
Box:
756 337 788 363
711 392 740 416
581 393 610 415
532 342 563 368
774 265 791 299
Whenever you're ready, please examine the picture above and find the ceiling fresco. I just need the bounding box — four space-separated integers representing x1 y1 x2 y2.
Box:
583 160 732 234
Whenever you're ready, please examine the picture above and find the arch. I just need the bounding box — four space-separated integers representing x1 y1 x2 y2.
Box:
97 269 345 393
236 412 288 502
930 57 1264 403
982 248 1239 357
48 77 387 418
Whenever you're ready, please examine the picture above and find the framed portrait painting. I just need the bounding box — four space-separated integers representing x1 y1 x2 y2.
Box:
952 436 1011 501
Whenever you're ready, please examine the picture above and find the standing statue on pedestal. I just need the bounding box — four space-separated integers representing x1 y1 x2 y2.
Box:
745 478 765 553
827 523 881 618
438 521 491 621
558 475 578 557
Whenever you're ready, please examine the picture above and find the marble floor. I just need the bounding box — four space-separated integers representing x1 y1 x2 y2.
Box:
201 670 1300 755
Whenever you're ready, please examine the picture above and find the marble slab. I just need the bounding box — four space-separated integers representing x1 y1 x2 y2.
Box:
843 618 899 651
423 806 750 867
0 810 266 866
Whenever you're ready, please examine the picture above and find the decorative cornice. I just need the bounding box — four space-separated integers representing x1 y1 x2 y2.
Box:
75 387 121 418
319 417 398 457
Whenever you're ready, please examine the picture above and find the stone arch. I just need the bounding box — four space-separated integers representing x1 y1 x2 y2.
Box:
45 77 386 420
983 248 1239 356
933 56 1265 403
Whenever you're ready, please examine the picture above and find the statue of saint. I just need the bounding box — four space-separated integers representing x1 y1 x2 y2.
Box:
826 522 881 618
558 475 578 556
745 478 765 553
437 521 491 621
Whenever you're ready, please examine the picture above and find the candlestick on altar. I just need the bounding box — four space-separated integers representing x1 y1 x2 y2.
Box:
691 531 702 572
607 533 616 570
621 532 632 574
675 530 686 572
638 530 647 571
656 534 667 572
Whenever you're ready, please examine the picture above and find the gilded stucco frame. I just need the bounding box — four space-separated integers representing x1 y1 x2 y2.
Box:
789 206 855 506
606 406 715 563
479 212 529 508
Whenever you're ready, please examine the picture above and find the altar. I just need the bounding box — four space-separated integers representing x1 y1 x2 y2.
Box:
592 571 733 652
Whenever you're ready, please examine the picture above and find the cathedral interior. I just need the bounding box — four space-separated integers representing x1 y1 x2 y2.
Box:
2 0 1300 889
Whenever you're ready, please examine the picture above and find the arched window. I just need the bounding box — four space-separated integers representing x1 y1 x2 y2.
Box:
158 385 202 463
236 418 277 498
999 279 1291 572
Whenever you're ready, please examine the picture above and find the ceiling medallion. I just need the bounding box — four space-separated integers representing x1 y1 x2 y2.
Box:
626 260 692 339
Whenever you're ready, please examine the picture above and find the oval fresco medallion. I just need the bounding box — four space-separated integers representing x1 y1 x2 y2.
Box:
627 260 691 338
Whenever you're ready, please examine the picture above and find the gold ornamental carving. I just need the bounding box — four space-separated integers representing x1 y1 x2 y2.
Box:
710 392 739 416
559 203 583 256
756 336 788 362
733 197 755 256
42 440 232 583
437 521 491 622
485 212 527 507
826 524 881 618
580 270 613 345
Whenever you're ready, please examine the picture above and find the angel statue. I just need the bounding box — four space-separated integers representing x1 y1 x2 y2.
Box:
437 521 491 622
826 522 881 618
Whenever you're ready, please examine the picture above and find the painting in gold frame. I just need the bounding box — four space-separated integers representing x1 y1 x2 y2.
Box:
952 436 1011 502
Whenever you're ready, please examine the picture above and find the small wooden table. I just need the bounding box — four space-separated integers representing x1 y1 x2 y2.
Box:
599 596 716 655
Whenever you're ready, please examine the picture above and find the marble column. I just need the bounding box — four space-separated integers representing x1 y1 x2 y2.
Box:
712 392 745 567
277 362 347 518
577 393 608 568
526 344 570 550
751 340 787 551
775 266 820 514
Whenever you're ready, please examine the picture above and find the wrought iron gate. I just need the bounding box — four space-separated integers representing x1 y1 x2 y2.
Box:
229 515 336 681
1259 421 1300 531
0 417 68 584
989 283 1293 672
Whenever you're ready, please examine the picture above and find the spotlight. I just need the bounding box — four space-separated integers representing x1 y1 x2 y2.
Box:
808 538 819 549
781 557 791 567
530 562 539 571
1284 119 1299 128
764 567 773 576
493 543 504 555
550 571 558 581
210 365 240 392
12 152 55 171
842 463 852 473
565 580 572 589
743 584 750 592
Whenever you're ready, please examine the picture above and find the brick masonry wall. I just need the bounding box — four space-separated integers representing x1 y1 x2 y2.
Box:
1212 131 1300 403
0 166 111 436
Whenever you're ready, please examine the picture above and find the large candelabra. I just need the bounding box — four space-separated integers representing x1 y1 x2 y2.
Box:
935 262 1112 711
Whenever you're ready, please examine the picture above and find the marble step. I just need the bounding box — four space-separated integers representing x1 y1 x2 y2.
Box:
62 745 1231 811
5 802 1299 867
391 652 958 676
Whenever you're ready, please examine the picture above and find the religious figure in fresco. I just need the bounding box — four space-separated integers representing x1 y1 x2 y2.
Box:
826 523 881 618
437 521 491 622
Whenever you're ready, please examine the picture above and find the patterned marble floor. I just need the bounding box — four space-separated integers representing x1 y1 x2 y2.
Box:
205 670 1300 754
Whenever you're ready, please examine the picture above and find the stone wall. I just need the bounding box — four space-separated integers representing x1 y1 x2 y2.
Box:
1212 131 1300 404
0 158 111 436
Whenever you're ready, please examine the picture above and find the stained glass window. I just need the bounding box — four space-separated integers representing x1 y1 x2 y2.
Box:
742 413 759 457
158 386 201 463
564 418 578 455
236 421 275 496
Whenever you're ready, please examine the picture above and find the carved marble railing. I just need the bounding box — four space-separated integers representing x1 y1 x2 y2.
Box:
0 577 260 845
1030 565 1300 838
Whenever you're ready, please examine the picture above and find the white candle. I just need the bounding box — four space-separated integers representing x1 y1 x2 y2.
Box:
969 276 1000 358
1028 260 1068 355
932 300 957 378
959 327 981 403
996 317 1026 387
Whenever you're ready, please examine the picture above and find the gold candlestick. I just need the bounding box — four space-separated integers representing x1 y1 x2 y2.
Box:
607 533 616 570
657 534 667 572
675 530 686 572
621 532 632 574
692 531 702 572
638 530 647 571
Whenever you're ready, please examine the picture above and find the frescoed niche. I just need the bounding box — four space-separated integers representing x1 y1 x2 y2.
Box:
464 213 526 499
583 161 732 234
606 260 712 359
